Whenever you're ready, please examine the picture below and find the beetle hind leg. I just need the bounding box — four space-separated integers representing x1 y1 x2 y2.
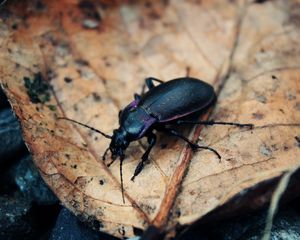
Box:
131 132 157 181
160 127 221 160
189 142 221 160
176 120 254 129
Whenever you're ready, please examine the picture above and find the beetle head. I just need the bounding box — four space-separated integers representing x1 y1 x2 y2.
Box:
110 128 129 159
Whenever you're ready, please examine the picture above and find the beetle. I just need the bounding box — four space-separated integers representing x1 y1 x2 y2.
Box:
59 77 253 203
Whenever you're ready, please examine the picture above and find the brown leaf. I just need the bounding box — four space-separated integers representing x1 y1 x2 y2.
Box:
1 0 300 238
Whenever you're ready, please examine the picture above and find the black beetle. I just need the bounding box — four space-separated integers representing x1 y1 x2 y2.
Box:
59 77 253 202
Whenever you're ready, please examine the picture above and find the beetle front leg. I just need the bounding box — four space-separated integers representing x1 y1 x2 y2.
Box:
102 147 110 161
131 132 157 181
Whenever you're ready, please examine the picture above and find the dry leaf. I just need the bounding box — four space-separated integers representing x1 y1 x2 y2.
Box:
1 0 300 238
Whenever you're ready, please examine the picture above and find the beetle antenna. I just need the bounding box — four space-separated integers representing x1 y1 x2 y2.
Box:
57 117 112 139
120 156 125 204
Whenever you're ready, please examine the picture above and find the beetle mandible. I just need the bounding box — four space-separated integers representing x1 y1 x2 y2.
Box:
59 77 253 203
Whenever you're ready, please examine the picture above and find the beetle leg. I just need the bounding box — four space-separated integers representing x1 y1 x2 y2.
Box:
141 77 164 95
106 158 116 167
102 147 110 161
160 127 221 160
134 93 141 101
131 132 157 181
176 120 254 129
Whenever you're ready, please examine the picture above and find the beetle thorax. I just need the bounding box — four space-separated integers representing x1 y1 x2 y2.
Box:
120 106 157 140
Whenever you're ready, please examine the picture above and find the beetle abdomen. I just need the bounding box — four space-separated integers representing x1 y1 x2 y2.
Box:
139 78 216 121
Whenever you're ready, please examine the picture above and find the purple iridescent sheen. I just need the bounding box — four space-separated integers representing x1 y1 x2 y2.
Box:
127 99 139 109
137 116 157 138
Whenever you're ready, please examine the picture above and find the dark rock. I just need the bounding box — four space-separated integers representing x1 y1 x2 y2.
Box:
13 154 58 205
178 206 300 240
0 88 10 108
240 208 300 240
0 193 60 240
49 208 117 240
0 101 57 204
0 193 33 240
0 108 27 168
0 169 18 195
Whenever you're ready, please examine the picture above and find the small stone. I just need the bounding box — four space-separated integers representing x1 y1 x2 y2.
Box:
82 19 99 29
